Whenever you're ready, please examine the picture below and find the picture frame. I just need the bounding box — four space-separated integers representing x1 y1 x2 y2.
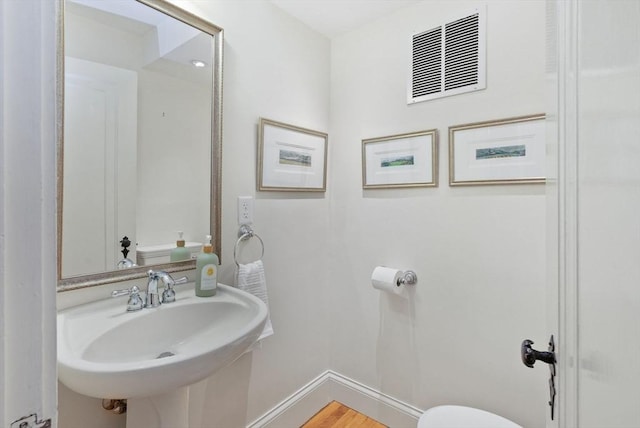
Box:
257 118 328 192
448 114 546 186
362 129 438 189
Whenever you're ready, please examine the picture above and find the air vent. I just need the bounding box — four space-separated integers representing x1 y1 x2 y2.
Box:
409 8 486 103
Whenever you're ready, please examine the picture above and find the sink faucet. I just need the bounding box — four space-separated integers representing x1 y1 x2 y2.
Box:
112 270 188 311
146 270 188 308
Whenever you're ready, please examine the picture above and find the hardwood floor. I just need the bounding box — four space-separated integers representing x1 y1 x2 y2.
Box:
301 401 387 428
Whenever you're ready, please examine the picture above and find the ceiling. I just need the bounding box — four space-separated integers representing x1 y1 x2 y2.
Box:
269 0 423 38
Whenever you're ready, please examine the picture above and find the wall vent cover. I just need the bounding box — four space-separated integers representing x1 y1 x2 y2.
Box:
409 8 486 104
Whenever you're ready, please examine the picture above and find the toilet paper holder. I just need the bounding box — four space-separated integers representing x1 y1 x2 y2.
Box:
398 270 418 286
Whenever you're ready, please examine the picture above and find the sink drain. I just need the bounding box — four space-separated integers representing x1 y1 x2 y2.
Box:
156 351 175 359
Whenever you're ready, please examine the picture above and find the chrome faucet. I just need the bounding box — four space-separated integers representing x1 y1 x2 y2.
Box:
112 270 188 311
146 270 188 307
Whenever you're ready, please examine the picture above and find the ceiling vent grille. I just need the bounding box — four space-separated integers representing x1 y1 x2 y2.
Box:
409 8 486 104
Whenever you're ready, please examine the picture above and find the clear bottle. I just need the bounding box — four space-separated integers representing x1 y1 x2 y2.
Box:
170 231 191 262
195 234 218 297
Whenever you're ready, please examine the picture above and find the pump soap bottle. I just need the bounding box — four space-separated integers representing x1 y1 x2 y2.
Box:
195 235 218 297
170 231 191 262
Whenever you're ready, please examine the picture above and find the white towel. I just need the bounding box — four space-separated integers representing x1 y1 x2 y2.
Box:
235 260 273 341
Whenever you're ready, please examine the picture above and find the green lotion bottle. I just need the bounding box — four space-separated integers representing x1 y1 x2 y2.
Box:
170 231 191 262
195 234 218 297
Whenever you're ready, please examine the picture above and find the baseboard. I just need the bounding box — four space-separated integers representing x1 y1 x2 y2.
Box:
325 372 423 426
246 371 332 428
247 370 423 428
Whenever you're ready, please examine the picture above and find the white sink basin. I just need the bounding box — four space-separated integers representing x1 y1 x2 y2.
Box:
58 283 267 399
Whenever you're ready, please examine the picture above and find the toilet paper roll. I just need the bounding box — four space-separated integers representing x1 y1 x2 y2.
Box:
371 266 403 295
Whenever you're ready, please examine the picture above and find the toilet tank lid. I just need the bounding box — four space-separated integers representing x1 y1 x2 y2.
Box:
418 405 522 428
136 241 201 256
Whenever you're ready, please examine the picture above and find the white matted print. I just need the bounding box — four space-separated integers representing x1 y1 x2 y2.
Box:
448 114 545 186
258 118 328 192
362 129 438 189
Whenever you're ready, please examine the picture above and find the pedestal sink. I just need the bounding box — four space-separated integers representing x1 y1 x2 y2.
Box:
57 283 268 400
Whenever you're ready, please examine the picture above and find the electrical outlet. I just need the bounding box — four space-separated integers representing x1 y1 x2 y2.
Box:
237 196 254 225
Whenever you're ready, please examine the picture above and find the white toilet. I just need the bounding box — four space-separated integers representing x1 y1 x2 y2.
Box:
417 405 522 428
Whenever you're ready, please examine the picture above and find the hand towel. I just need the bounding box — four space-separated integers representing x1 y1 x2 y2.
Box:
235 260 273 341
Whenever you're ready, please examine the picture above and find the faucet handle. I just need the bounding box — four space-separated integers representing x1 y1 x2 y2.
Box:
111 285 145 312
162 276 189 303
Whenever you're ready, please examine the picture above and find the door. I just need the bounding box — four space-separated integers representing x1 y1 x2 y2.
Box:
0 0 58 427
549 0 640 427
573 0 640 426
63 58 137 277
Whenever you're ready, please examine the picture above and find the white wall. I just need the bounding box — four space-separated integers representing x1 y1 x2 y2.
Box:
328 1 548 427
58 0 550 427
136 69 210 247
200 0 333 421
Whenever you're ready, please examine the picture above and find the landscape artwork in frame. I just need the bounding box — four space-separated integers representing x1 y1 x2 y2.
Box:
448 114 546 186
362 129 438 189
258 118 328 191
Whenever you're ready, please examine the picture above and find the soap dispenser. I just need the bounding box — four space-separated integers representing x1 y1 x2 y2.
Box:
170 231 190 262
195 234 218 297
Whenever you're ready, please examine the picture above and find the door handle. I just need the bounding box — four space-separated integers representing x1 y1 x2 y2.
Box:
521 339 556 367
521 336 557 420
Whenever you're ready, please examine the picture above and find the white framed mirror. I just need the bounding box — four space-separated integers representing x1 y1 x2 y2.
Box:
57 0 223 290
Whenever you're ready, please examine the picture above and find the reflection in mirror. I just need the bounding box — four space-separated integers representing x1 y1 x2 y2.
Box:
58 0 223 289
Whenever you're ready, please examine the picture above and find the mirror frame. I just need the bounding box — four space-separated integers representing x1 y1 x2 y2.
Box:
57 0 223 291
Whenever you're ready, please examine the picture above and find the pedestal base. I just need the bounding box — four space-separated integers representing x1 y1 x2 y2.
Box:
126 387 189 428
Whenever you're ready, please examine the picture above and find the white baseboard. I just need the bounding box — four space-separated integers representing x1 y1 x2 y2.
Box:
247 370 423 428
247 371 332 428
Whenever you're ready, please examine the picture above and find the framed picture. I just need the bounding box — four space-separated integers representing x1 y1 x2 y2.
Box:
448 114 546 186
258 118 328 192
362 129 438 189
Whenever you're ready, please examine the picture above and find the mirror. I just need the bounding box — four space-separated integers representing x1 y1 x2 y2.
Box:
58 0 223 290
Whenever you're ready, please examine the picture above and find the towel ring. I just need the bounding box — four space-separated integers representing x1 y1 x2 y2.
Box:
234 225 265 266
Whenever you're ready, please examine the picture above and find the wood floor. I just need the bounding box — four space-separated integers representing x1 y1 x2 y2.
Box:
301 401 387 428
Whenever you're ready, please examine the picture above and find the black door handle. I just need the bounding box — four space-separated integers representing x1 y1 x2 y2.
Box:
521 339 556 368
521 336 557 420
